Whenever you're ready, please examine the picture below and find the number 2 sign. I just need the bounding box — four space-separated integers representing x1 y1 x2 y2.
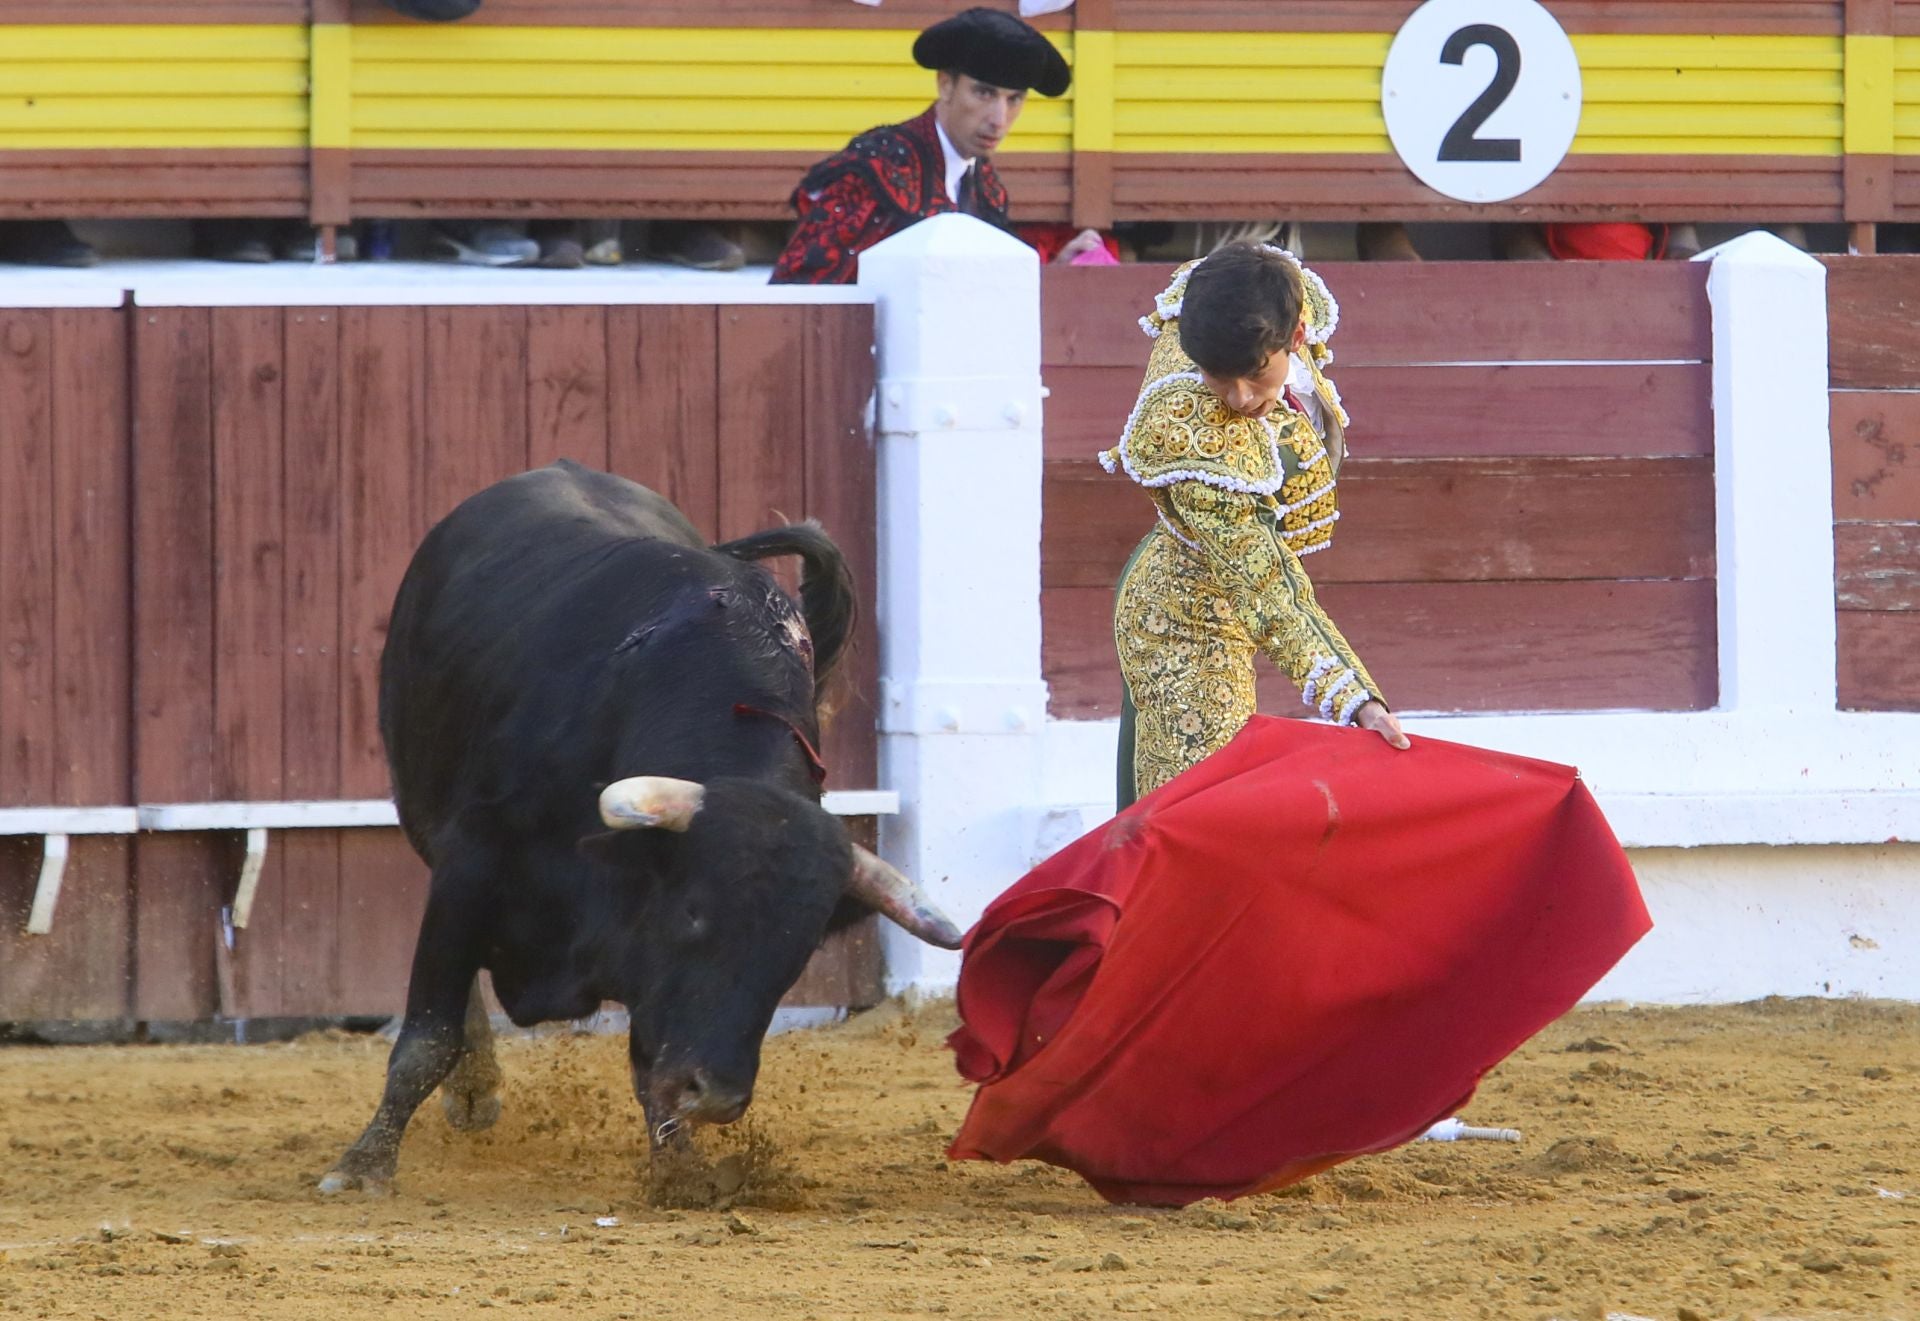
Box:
1381 0 1582 203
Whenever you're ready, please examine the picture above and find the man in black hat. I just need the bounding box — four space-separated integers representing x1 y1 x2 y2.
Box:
771 7 1099 284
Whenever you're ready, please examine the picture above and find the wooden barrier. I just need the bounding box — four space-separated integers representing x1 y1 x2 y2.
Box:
1041 261 1719 719
0 296 880 1023
0 1 1916 231
1824 255 1920 709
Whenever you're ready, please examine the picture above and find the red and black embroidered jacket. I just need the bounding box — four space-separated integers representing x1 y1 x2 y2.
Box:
770 107 1011 285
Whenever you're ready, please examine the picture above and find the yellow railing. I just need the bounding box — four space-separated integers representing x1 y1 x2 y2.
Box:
1 24 1914 160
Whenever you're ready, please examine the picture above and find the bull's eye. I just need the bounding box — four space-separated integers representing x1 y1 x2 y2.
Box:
682 905 710 941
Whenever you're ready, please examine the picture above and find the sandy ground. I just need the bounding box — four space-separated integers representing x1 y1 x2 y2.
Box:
0 997 1914 1321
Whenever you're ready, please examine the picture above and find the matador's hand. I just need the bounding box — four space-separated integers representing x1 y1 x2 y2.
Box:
1355 701 1410 750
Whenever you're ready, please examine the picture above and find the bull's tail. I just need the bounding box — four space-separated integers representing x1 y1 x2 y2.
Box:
713 520 857 692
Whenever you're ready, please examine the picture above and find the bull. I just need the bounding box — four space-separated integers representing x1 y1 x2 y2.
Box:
320 461 960 1195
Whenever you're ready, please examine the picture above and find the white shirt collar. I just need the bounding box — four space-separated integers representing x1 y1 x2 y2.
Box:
933 118 974 204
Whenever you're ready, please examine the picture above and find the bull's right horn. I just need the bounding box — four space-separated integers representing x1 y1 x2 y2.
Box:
846 845 965 949
599 777 705 832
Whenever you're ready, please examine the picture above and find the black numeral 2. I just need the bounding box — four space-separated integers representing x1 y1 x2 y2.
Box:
1438 24 1523 163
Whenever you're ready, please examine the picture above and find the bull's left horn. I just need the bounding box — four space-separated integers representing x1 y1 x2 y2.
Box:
599 777 705 832
846 845 964 949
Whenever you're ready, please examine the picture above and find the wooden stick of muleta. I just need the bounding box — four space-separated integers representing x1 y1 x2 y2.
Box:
1419 1116 1523 1143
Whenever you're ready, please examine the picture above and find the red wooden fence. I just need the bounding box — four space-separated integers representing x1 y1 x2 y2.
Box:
1042 261 1720 720
0 299 879 1023
1825 257 1920 710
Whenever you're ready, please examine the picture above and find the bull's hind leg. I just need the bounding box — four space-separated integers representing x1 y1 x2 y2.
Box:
439 975 503 1132
319 882 483 1196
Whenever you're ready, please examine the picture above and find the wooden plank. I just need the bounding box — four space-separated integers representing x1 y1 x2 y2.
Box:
1044 578 1720 718
526 305 610 471
339 306 423 800
608 305 720 539
334 828 430 1019
1109 1 1839 34
424 307 530 527
0 310 57 809
337 309 433 1019
211 308 286 803
1042 262 1713 369
1837 609 1920 710
1043 457 1717 591
716 306 808 542
273 308 346 1017
22 309 134 1021
802 303 879 792
1835 520 1920 611
0 2 307 19
1823 257 1920 389
0 147 307 218
1831 389 1920 520
1042 362 1714 463
0 836 134 1022
0 309 132 1022
1111 154 1843 223
50 310 133 809
346 0 1072 27
131 307 222 1021
209 308 288 1017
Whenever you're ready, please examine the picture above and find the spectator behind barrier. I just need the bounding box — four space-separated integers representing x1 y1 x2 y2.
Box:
770 7 1097 284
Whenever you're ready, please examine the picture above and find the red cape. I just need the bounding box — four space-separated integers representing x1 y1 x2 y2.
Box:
947 716 1650 1206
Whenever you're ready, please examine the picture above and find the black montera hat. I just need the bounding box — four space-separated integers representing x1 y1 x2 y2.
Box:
913 7 1072 98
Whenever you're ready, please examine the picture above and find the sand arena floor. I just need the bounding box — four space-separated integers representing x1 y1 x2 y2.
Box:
0 997 1914 1321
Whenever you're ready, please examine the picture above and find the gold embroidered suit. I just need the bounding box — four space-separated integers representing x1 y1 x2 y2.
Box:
1104 264 1383 801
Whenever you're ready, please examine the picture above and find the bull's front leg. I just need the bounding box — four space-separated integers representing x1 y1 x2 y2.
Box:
320 882 485 1196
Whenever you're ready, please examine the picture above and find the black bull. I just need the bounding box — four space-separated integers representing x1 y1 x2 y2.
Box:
320 461 960 1195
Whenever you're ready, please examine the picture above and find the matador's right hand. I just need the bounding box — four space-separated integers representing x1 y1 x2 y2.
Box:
1355 701 1410 750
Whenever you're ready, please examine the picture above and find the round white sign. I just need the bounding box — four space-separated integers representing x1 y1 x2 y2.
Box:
1381 0 1582 204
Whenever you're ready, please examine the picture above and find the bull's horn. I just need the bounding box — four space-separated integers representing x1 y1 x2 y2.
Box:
846 845 964 949
599 777 705 832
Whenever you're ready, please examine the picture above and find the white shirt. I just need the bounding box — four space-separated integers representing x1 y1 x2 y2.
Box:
934 119 974 205
1287 353 1325 438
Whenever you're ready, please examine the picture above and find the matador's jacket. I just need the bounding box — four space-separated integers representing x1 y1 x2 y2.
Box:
770 107 1010 285
1103 255 1385 800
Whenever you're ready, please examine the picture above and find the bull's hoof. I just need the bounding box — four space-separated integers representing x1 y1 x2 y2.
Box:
441 1086 502 1133
318 1152 396 1197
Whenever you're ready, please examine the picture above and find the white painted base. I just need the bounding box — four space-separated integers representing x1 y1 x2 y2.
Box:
1595 844 1920 1003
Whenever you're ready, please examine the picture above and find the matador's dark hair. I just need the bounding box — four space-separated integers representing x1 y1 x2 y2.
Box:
1179 241 1304 381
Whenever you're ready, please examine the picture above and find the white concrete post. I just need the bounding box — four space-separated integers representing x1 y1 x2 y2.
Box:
1700 233 1836 713
859 214 1050 994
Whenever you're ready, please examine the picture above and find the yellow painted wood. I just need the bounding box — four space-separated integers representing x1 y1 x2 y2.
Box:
1896 40 1920 152
351 25 940 65
311 23 351 150
350 63 939 99
1845 35 1896 154
1573 34 1840 72
0 25 307 61
1114 31 1391 68
0 64 306 96
0 20 1894 163
351 95 1068 138
0 131 301 149
0 99 306 131
1071 29 1113 153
